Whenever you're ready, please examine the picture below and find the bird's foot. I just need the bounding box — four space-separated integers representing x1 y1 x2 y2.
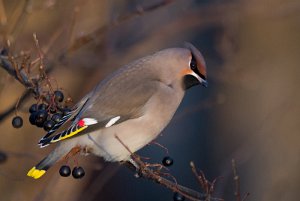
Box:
124 157 144 178
63 146 82 161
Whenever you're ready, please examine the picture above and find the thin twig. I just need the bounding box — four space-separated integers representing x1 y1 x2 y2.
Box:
33 33 54 94
1 53 36 89
114 135 221 201
190 161 206 190
10 0 33 39
150 141 169 155
232 159 241 201
67 0 174 53
0 89 30 121
0 51 55 122
232 159 249 201
42 27 64 55
0 0 7 26
67 5 80 47
190 162 223 201
10 55 24 85
14 89 28 115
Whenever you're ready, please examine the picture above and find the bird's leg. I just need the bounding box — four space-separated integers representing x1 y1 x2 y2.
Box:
62 146 82 161
128 157 140 170
125 156 167 177
123 157 144 178
81 146 92 156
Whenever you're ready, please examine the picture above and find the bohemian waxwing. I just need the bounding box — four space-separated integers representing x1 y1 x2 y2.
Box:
27 43 207 179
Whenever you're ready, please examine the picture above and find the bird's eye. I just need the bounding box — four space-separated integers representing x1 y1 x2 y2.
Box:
190 60 197 71
190 55 197 71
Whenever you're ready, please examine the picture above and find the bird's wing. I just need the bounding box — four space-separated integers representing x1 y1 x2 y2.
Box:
38 92 92 146
39 68 162 147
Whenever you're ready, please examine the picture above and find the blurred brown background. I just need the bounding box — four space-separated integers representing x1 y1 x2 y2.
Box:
0 0 299 200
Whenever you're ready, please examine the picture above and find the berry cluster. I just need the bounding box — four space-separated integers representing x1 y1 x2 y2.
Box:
59 165 85 179
12 90 72 131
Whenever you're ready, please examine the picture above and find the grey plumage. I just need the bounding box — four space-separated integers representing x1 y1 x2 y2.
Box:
27 43 207 179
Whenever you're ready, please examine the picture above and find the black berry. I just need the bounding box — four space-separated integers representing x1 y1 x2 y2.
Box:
54 90 64 102
173 192 185 201
162 156 174 167
29 104 38 113
51 113 62 123
43 120 55 131
59 165 71 177
49 106 57 114
29 113 37 125
72 166 85 179
0 151 7 164
38 103 48 111
12 116 23 128
35 110 48 127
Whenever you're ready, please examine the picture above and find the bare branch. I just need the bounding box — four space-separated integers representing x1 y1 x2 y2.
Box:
114 135 222 201
0 0 7 26
10 0 33 39
150 141 169 155
0 52 35 88
67 0 174 53
190 162 224 201
232 159 249 201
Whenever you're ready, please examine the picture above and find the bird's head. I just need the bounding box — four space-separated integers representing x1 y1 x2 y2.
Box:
183 42 207 89
152 43 207 90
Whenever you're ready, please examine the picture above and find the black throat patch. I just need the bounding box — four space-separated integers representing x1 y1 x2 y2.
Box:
183 74 200 90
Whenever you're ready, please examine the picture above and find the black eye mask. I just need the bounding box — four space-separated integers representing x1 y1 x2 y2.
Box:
190 55 206 81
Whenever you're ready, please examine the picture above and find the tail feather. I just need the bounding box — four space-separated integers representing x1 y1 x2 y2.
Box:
27 145 71 179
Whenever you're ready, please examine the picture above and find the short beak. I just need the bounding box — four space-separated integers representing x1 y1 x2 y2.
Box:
200 77 208 88
189 71 208 88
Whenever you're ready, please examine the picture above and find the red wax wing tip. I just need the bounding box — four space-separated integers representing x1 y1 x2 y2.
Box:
78 120 85 127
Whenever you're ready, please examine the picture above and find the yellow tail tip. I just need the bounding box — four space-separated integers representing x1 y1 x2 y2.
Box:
27 167 46 179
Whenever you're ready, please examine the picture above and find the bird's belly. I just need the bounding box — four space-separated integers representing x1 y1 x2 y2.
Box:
83 91 183 162
85 114 167 162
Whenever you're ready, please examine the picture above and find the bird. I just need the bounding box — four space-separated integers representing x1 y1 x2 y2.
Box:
27 43 207 179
